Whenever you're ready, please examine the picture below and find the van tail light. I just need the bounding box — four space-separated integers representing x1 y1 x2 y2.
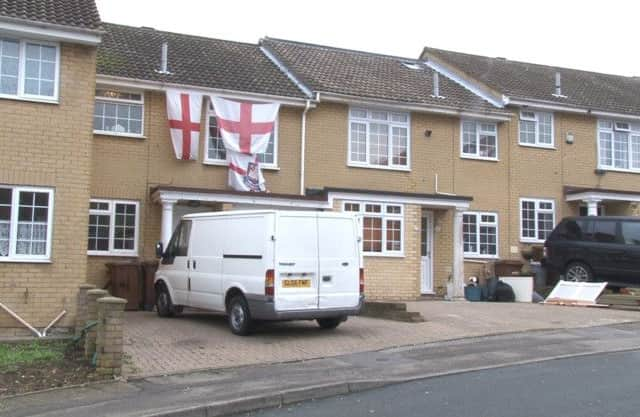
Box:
543 246 549 258
265 269 275 297
359 268 365 294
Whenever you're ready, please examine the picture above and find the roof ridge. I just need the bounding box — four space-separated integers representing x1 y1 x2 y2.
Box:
264 36 422 63
423 46 637 80
102 22 259 48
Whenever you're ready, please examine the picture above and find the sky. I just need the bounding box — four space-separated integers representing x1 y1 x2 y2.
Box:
95 0 639 77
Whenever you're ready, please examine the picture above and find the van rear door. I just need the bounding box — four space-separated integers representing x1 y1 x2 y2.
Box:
317 214 360 309
274 213 319 311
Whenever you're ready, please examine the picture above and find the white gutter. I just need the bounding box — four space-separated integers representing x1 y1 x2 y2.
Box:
300 95 318 195
96 74 309 107
320 92 512 121
0 16 102 45
508 98 640 121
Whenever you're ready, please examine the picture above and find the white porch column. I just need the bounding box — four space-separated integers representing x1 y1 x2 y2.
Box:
160 199 177 246
451 207 465 299
584 198 601 216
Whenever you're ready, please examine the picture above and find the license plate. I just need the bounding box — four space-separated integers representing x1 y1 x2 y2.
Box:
282 279 311 288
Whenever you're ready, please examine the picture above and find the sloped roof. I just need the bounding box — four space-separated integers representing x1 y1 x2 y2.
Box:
261 38 503 113
0 0 102 31
97 23 306 99
421 46 640 116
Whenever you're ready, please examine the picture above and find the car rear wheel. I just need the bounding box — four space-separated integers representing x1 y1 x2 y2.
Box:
228 295 253 336
565 262 593 282
317 317 345 330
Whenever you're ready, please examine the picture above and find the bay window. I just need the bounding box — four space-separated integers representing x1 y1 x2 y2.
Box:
349 108 410 169
344 201 403 255
598 120 640 172
0 186 53 261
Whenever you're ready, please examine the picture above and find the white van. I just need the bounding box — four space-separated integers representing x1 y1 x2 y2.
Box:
154 210 364 335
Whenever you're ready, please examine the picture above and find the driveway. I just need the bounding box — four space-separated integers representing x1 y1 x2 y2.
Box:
122 301 640 377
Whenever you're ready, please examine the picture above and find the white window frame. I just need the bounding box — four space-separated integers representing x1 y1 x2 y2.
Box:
343 201 404 257
518 110 554 148
597 119 640 173
0 38 60 103
520 198 555 243
0 186 54 263
93 89 145 138
87 199 139 256
463 211 499 259
460 120 499 161
203 105 279 169
347 107 411 171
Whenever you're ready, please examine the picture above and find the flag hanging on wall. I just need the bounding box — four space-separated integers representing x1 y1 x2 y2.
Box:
166 89 203 160
210 96 280 154
227 151 266 192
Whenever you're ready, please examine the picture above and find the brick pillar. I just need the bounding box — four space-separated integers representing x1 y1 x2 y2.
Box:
75 284 96 337
85 288 108 359
96 296 127 376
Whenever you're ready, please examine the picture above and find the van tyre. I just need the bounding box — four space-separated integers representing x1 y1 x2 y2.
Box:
317 317 345 330
228 295 253 336
156 285 177 317
565 261 593 282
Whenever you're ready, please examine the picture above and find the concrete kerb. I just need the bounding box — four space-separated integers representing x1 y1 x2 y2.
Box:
141 346 640 417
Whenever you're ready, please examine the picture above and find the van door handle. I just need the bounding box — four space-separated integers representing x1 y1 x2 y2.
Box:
341 262 349 266
193 260 196 270
187 260 190 269
322 275 332 282
279 262 295 266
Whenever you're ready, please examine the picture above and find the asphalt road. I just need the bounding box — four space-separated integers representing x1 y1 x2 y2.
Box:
237 350 640 417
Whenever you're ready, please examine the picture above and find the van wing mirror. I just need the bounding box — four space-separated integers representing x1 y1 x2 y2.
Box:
155 241 164 258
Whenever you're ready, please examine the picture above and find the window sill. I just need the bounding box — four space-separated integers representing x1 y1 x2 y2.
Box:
88 251 139 257
363 252 405 258
94 131 146 139
464 255 499 261
460 155 499 162
518 143 556 150
0 258 52 263
596 166 640 175
347 163 411 172
0 93 58 105
202 160 280 170
520 238 545 244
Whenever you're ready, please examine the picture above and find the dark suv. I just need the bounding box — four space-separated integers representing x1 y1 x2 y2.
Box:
543 216 640 287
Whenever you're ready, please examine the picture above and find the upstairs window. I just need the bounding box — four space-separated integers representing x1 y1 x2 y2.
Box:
349 108 410 169
461 120 498 160
204 104 278 167
94 89 144 137
598 120 640 172
519 111 553 147
0 38 59 101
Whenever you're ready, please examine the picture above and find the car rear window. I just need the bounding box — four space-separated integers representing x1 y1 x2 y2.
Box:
621 221 640 245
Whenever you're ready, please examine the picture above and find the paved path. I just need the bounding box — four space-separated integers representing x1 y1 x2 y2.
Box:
4 322 640 417
123 301 640 376
243 350 640 417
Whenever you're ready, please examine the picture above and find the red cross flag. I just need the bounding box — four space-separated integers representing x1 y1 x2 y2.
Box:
166 89 203 160
228 151 266 192
210 96 280 154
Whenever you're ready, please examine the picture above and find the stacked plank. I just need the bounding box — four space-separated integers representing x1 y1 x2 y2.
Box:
597 294 640 311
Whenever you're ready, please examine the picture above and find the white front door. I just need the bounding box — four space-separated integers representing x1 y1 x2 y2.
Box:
421 211 434 294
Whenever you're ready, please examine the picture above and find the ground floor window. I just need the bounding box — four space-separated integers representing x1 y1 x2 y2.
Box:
520 198 555 242
88 199 139 255
0 185 53 261
343 201 403 255
463 212 498 258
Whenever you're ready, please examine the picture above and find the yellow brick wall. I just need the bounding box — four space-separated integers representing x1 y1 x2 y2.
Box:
0 43 96 330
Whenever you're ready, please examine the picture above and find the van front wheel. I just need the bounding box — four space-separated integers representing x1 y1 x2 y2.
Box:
317 317 345 330
228 295 253 336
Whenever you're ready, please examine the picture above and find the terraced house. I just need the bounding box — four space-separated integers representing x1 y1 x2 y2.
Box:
2 0 640 334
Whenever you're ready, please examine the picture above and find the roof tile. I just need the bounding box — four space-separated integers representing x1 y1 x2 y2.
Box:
0 0 101 31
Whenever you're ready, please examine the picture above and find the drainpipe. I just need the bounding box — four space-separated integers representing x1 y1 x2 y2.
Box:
300 93 319 195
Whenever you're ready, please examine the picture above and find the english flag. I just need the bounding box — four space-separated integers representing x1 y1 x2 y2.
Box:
166 89 203 160
210 96 280 154
227 151 266 192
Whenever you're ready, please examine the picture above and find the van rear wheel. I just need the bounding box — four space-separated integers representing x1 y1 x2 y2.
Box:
317 317 345 330
228 295 253 336
565 261 593 282
156 285 176 318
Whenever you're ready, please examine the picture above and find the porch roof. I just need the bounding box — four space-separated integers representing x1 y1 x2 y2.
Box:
564 186 640 203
